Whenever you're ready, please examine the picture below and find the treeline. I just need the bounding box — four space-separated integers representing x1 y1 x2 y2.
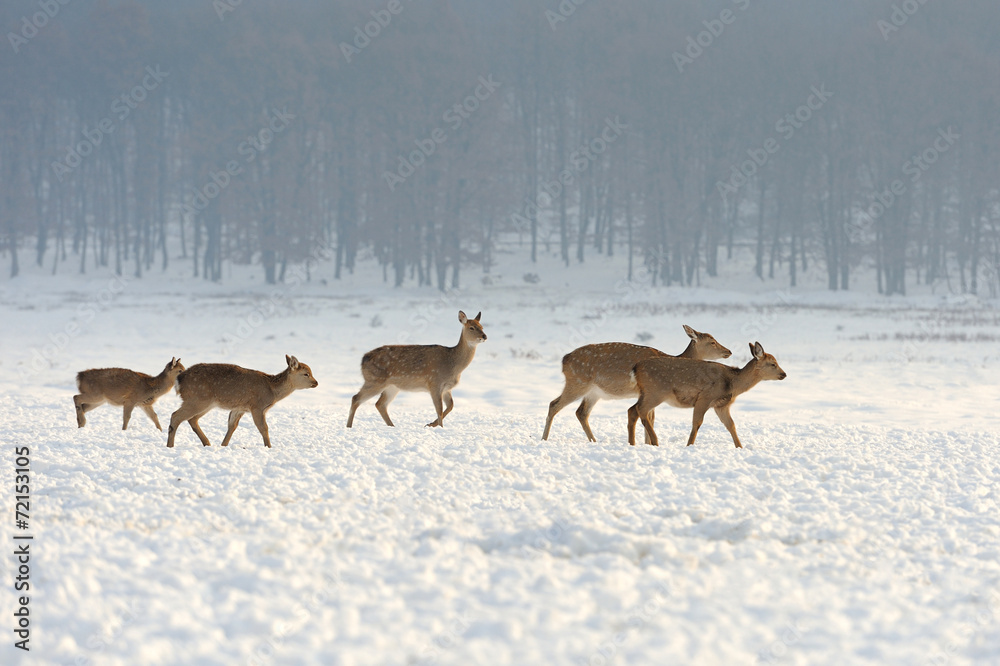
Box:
1 0 998 295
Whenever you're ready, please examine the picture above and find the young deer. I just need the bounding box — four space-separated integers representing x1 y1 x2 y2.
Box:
627 341 786 448
74 358 185 431
541 325 731 442
347 310 487 428
166 355 318 448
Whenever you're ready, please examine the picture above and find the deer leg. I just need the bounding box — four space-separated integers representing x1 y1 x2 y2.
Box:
250 409 271 448
374 387 398 427
188 414 213 447
73 394 93 427
542 380 589 440
74 394 104 427
629 395 659 446
642 409 656 445
122 404 135 431
73 395 84 427
220 410 245 447
167 408 182 447
639 404 659 447
687 401 711 447
347 381 383 428
167 403 208 447
426 391 446 427
714 405 743 449
575 396 599 442
140 404 163 431
627 403 641 446
441 391 455 421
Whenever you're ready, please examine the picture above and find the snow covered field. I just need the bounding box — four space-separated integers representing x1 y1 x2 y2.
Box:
2 255 1000 665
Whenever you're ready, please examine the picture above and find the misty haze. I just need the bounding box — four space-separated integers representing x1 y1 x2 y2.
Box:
1 2 998 665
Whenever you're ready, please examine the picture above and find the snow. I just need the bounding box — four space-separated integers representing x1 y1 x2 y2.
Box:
2 253 999 665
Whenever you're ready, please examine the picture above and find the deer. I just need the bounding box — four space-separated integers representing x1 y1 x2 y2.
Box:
347 310 487 428
74 358 185 431
166 355 318 448
627 341 786 448
541 325 731 442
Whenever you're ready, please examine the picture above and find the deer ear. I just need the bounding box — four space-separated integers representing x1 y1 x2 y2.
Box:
171 357 176 365
682 324 697 340
474 311 481 321
751 342 765 359
458 311 468 324
286 354 299 369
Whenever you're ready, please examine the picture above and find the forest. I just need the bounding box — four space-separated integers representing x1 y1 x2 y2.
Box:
1 0 998 295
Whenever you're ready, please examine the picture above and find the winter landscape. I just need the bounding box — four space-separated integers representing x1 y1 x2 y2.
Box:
3 1 1000 665
2 253 999 666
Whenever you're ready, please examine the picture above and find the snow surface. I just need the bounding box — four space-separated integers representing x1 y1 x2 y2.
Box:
2 253 999 665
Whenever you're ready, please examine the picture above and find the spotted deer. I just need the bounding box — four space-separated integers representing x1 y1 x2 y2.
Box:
74 358 185 431
166 355 318 448
542 325 731 442
347 310 487 428
627 341 786 448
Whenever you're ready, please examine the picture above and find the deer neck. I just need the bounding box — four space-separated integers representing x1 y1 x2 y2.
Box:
732 359 764 397
677 339 698 358
149 369 172 394
269 369 296 402
449 331 478 372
